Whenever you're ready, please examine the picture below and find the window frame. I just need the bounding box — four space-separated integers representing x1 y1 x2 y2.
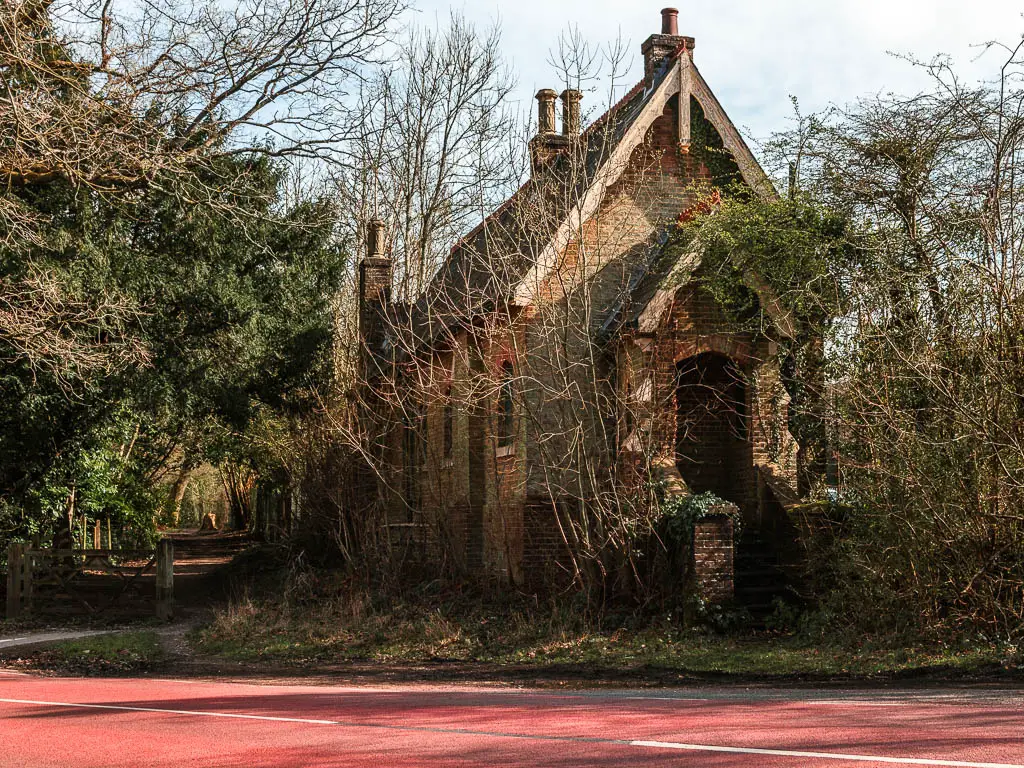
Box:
496 360 516 451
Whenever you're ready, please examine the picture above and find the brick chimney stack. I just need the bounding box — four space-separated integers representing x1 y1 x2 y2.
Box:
361 218 390 301
641 8 694 88
560 89 582 137
530 88 569 174
359 218 391 363
536 88 557 135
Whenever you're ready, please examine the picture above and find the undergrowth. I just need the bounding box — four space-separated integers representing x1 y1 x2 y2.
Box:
192 560 1023 681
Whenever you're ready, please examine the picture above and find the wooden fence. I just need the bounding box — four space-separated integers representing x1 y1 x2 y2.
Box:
5 539 173 620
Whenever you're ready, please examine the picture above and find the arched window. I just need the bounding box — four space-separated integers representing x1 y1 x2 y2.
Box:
497 361 515 448
443 386 454 458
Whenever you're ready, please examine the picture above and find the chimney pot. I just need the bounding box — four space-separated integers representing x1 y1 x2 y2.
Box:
661 7 679 36
560 89 582 136
535 89 558 135
642 9 693 87
366 218 386 260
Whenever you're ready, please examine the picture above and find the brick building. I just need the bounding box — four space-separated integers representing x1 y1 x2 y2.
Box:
359 9 800 599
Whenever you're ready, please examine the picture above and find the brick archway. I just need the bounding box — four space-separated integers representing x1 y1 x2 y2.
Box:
672 334 751 367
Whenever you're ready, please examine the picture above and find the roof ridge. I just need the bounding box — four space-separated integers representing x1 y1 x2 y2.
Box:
581 79 645 139
583 43 690 139
445 46 693 261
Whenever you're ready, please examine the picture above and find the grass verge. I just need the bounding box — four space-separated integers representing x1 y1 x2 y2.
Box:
193 586 1023 684
2 631 163 676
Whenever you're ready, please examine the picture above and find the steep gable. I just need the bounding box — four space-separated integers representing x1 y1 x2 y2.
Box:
396 16 781 356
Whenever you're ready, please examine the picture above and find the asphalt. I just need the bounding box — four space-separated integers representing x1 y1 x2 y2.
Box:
0 676 1022 767
0 630 117 650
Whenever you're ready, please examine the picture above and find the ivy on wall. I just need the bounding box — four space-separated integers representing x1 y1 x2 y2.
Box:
688 96 742 189
659 490 742 550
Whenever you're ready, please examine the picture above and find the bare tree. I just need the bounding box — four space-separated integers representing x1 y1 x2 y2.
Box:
722 42 1024 636
345 13 521 302
1 0 400 194
0 0 401 378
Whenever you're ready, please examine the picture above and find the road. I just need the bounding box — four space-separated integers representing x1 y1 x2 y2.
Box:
0 630 117 650
0 674 1022 767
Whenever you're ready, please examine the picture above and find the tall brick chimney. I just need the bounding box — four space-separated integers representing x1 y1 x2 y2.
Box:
536 88 557 135
641 8 694 88
530 88 568 174
359 218 391 360
560 89 582 137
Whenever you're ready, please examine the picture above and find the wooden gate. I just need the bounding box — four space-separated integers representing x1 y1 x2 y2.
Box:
6 539 174 620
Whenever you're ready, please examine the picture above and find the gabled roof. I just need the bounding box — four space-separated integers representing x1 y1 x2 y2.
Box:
511 50 774 307
396 50 675 350
394 39 781 353
614 237 796 341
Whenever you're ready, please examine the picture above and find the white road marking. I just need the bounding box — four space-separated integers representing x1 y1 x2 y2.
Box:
808 700 907 707
624 695 905 706
0 696 1021 768
0 630 112 648
631 741 1024 767
623 696 708 701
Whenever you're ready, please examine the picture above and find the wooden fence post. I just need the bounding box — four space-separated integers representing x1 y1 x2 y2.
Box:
6 543 23 619
155 538 174 620
22 547 33 612
106 519 112 550
93 521 101 550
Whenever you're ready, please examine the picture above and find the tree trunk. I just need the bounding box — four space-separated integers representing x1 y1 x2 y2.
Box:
164 465 194 527
220 465 254 531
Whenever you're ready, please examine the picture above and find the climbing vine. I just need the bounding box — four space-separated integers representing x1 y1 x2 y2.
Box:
658 490 741 550
677 184 854 494
688 97 742 189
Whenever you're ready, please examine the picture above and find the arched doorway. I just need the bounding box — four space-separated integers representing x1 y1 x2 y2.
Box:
675 352 750 506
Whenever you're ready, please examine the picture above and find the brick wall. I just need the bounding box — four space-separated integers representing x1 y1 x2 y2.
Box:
397 317 530 583
522 93 709 505
519 499 572 588
628 281 798 523
358 256 392 375
382 82 797 588
644 285 758 506
693 514 735 603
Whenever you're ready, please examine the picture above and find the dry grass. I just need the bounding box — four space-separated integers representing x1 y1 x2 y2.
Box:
193 578 1023 682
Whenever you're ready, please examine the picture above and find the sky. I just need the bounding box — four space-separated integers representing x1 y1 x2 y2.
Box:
412 0 1024 144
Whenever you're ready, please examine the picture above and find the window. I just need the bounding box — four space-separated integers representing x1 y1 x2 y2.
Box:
402 407 426 520
497 361 515 449
443 386 454 458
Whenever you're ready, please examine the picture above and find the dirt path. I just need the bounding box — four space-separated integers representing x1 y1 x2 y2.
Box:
150 531 254 661
164 530 253 609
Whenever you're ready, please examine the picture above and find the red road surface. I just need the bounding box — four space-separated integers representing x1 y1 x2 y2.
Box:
0 674 1022 767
